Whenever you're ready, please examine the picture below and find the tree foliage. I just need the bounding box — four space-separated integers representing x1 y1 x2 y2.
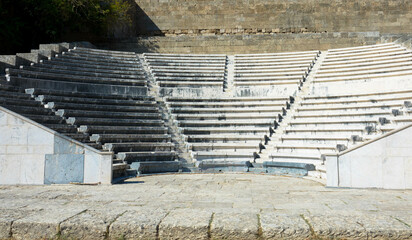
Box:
0 0 133 54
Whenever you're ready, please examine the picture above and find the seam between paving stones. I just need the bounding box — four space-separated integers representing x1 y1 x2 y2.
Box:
392 216 411 228
56 209 88 239
156 211 170 240
207 212 215 240
105 210 127 240
300 214 320 240
356 221 368 239
257 213 263 240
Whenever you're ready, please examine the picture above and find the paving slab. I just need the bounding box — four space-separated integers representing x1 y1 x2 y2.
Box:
12 207 86 240
260 212 310 239
159 209 212 240
108 208 168 240
0 174 410 239
60 209 126 240
211 212 259 240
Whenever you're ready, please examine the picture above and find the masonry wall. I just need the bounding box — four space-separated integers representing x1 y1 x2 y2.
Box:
326 125 412 189
134 0 412 35
0 107 113 185
102 32 381 54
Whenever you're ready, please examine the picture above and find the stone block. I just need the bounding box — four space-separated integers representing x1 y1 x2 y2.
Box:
109 208 168 239
44 154 84 184
12 208 86 240
211 212 259 239
260 212 310 239
159 209 212 239
60 209 125 240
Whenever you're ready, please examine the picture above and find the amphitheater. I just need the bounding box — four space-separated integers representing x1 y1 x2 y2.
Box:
0 0 412 239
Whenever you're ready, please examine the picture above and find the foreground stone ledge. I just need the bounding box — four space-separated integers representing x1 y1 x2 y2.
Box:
211 212 259 240
12 207 86 240
60 209 125 240
260 212 310 239
108 208 168 240
159 209 212 240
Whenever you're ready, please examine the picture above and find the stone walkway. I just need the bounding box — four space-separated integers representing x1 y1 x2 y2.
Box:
0 173 411 239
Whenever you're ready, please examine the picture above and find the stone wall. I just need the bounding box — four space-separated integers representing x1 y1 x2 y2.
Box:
0 107 113 185
101 32 381 54
134 0 412 35
326 124 412 189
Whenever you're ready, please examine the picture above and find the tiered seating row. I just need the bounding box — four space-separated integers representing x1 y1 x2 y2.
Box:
314 43 412 83
233 51 319 86
269 90 412 164
144 53 226 88
166 96 293 164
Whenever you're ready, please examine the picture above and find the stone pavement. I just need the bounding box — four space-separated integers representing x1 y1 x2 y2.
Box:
0 173 411 239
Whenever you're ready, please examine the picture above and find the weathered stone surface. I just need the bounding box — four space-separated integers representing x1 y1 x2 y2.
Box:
0 209 35 239
211 212 259 240
60 209 125 240
12 207 86 240
260 212 310 239
109 208 168 239
159 209 212 240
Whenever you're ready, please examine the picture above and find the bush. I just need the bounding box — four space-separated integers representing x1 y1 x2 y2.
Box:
0 0 133 54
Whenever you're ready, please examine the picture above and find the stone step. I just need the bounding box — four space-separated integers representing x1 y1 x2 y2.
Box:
321 51 411 66
233 79 300 86
129 161 180 174
174 113 279 120
7 68 147 86
323 49 408 63
150 65 225 71
2 105 53 116
21 114 64 124
181 127 269 135
327 43 395 54
145 58 225 64
268 152 322 161
56 109 162 119
189 143 259 151
144 53 225 57
0 90 32 100
103 142 174 152
234 75 303 81
289 118 380 125
22 65 145 79
151 68 224 73
68 50 137 61
168 101 286 108
40 58 142 71
153 72 224 77
297 102 402 111
319 55 412 70
178 120 273 127
34 62 142 75
44 124 78 133
36 95 157 107
78 125 168 134
61 52 139 65
155 75 224 81
302 93 412 105
235 56 316 64
325 47 405 60
66 117 164 126
26 88 154 101
293 110 392 118
313 69 412 83
326 44 400 57
234 70 306 77
317 60 412 74
90 134 171 143
235 50 319 57
0 96 43 107
73 47 136 56
303 89 412 100
235 63 312 70
284 126 371 134
147 62 224 67
46 102 158 113
235 66 309 73
116 151 177 161
166 96 290 102
273 143 338 151
50 56 139 69
186 135 265 142
235 60 313 67
158 81 223 87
